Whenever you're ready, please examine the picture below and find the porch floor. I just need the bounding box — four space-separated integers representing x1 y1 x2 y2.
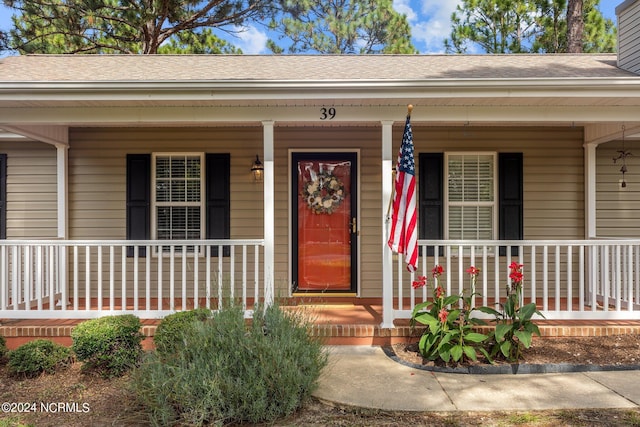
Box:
2 298 640 349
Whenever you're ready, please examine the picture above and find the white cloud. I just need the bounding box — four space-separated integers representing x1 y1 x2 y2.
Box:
410 0 462 53
231 25 269 54
393 0 418 22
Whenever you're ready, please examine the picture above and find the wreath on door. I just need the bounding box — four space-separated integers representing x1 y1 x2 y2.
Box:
302 171 345 214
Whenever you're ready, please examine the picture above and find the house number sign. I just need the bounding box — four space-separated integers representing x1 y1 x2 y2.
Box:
320 107 336 120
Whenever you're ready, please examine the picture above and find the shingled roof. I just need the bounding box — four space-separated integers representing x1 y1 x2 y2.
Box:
0 54 634 82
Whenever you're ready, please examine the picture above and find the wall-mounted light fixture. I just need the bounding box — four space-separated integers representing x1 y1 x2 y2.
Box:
251 155 264 182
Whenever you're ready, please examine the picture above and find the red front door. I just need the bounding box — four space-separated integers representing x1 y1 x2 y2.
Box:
292 152 357 293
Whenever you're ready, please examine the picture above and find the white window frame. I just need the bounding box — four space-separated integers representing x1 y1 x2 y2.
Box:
151 152 206 252
444 152 498 241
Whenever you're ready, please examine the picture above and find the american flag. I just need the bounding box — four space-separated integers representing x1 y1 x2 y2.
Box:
388 115 418 272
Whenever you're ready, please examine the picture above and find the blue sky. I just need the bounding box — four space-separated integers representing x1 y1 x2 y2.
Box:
0 0 621 54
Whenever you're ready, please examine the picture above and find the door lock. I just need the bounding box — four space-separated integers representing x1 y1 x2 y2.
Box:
351 217 357 234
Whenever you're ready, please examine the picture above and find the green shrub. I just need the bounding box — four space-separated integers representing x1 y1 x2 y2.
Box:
7 339 72 377
132 304 328 426
71 314 144 378
154 308 212 356
0 335 7 362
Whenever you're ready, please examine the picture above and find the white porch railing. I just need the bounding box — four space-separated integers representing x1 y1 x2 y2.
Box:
389 239 640 321
0 239 266 319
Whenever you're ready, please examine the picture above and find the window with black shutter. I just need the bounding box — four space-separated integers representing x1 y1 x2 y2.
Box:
125 153 230 256
418 152 523 251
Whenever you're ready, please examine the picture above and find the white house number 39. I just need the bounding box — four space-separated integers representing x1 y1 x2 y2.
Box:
320 107 336 120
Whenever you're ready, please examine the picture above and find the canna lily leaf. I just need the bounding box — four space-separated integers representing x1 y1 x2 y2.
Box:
495 323 510 342
514 330 533 348
500 340 512 358
464 332 488 343
450 344 463 362
463 345 478 361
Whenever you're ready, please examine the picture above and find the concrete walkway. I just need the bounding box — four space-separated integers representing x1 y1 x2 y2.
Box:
314 346 640 412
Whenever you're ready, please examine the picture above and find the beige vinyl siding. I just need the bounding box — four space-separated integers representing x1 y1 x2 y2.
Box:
617 0 640 74
0 141 57 238
596 139 640 237
409 126 585 241
69 127 264 240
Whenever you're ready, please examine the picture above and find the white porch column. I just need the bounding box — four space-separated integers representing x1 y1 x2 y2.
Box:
262 121 275 305
56 144 69 239
55 143 69 304
381 120 395 328
584 142 598 239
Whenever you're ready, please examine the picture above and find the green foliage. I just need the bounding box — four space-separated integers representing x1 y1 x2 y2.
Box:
7 339 72 377
445 0 616 53
153 307 212 356
411 267 489 364
0 335 7 362
71 314 144 378
268 0 417 54
132 304 328 426
4 0 273 54
479 262 544 362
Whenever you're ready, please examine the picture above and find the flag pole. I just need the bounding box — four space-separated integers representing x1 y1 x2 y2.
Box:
385 105 413 222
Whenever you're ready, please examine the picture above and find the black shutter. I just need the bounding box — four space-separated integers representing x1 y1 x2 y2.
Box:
499 153 523 256
206 153 230 256
126 154 151 257
0 154 6 239
419 153 444 256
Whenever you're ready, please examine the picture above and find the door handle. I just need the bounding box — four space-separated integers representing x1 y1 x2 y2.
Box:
351 217 357 234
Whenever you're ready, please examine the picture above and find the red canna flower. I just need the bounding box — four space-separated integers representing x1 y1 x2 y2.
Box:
438 308 448 324
432 265 444 278
509 262 523 272
412 275 428 289
435 286 444 299
466 266 480 277
509 271 524 284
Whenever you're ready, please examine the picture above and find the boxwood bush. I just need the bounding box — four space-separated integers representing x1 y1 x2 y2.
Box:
71 314 144 378
7 339 73 377
153 307 212 356
0 335 7 362
132 304 327 426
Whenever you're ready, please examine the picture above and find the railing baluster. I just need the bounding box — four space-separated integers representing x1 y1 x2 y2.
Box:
254 245 260 308
530 246 537 306
242 245 247 311
98 245 103 311
217 245 223 310
121 246 126 310
397 255 403 311
169 246 175 312
181 245 187 311
627 245 634 311
615 245 622 312
146 245 151 312
230 246 235 301
542 245 548 311
157 245 163 311
109 246 115 311
134 246 139 312
567 245 573 312
36 245 42 311
206 245 211 309
85 246 91 311
481 246 488 307
193 245 199 310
